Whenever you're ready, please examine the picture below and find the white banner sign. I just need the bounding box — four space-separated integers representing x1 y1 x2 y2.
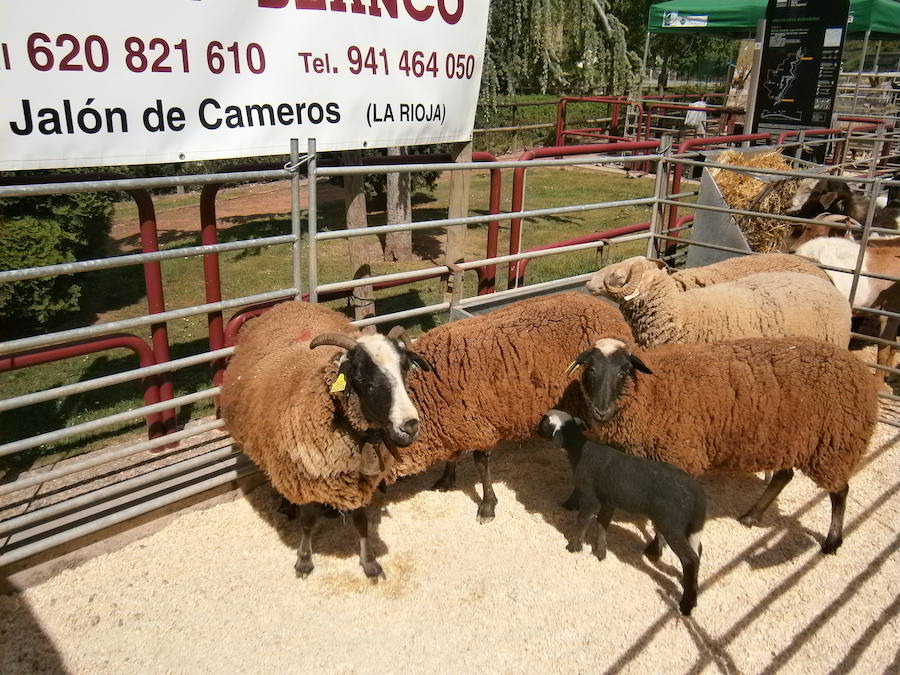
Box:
0 0 489 170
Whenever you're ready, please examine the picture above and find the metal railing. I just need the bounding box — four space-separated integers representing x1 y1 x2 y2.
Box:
3 125 900 572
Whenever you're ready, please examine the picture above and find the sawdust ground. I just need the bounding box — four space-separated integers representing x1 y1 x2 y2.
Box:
1 425 898 674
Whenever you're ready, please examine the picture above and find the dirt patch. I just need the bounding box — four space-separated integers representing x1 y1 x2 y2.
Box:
1 423 898 672
109 180 344 252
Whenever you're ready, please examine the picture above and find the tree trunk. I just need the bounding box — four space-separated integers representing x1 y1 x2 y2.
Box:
657 58 669 92
384 146 413 261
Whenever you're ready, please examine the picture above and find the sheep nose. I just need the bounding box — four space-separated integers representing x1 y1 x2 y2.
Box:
400 419 419 436
591 406 612 421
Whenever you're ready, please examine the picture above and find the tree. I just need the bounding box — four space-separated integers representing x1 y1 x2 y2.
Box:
481 0 640 97
383 146 413 262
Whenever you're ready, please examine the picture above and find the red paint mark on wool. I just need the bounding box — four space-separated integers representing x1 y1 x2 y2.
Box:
295 329 313 342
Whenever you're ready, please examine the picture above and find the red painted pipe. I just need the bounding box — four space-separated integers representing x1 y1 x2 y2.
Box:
131 190 177 436
212 152 502 381
0 173 177 439
0 333 164 439
555 97 644 148
508 141 661 289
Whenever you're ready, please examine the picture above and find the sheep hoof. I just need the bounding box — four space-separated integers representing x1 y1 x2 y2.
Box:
679 599 696 617
295 559 315 579
566 541 582 553
361 561 384 579
738 513 760 527
431 476 455 492
821 537 842 555
644 540 664 560
476 500 496 524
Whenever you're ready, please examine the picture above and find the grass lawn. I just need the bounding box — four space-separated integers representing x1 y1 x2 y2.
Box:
0 165 657 475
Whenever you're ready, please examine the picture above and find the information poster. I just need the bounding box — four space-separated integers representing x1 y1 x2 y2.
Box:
752 0 849 134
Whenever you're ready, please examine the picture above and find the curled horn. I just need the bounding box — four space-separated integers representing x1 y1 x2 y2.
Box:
387 325 413 350
605 259 643 299
309 333 358 351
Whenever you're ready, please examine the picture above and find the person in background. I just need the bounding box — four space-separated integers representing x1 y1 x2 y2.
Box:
683 95 708 137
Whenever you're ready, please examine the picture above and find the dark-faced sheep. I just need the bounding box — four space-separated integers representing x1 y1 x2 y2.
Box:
567 337 879 554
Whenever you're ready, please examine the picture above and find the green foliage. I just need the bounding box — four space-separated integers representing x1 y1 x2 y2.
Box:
0 191 114 330
481 0 639 98
0 216 81 327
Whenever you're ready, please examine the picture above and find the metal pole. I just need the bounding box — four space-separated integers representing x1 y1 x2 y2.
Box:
648 134 672 260
744 19 766 139
848 177 879 307
307 138 318 303
851 30 871 114
290 139 303 300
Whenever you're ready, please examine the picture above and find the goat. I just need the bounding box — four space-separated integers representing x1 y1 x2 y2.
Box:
795 236 900 379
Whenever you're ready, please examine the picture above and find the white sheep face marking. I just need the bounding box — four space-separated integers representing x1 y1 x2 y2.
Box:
356 334 419 438
593 338 627 357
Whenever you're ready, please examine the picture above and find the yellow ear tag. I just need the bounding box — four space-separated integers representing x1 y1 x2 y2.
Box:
565 361 581 375
330 373 347 393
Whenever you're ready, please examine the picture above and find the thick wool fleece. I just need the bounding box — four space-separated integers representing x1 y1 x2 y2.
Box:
388 293 634 479
220 301 380 511
583 337 879 492
622 271 850 348
670 253 829 289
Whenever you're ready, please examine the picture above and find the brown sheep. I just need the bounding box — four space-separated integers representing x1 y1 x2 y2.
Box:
568 336 880 554
220 301 433 578
394 292 635 522
667 252 830 288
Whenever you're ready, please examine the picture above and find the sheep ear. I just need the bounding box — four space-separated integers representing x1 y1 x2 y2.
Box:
650 258 669 270
408 350 435 374
629 354 653 375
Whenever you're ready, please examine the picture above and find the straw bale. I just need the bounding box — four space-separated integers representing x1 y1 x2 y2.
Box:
710 150 804 253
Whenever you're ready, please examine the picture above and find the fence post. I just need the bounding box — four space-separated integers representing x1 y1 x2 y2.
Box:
290 139 304 301
648 135 672 260
342 149 376 330
444 141 472 305
307 138 319 303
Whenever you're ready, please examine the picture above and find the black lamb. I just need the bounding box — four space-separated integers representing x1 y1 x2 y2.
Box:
539 409 707 616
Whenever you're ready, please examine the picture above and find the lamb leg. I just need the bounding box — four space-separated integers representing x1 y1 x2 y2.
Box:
294 503 321 578
567 502 600 553
592 504 615 561
822 484 849 554
351 507 384 579
473 451 498 523
739 468 794 526
668 535 701 617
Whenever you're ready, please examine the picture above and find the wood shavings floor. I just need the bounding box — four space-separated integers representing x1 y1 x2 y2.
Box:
1 424 898 674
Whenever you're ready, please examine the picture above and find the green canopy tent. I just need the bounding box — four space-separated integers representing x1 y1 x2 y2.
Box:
647 0 900 36
641 0 900 113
